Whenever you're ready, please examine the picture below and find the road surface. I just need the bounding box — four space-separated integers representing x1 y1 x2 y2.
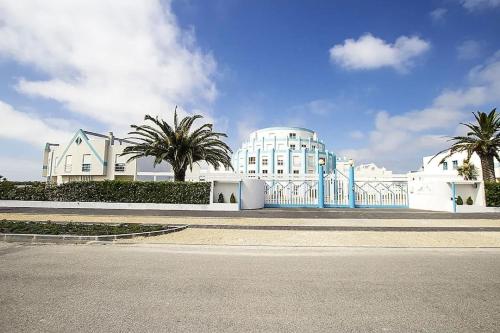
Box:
1 243 499 332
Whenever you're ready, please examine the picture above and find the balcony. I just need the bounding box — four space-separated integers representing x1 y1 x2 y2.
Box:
81 164 91 172
115 163 126 172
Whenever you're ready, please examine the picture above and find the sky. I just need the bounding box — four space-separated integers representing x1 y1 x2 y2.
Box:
0 0 499 180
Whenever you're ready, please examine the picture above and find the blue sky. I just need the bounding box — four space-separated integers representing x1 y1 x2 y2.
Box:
0 0 499 179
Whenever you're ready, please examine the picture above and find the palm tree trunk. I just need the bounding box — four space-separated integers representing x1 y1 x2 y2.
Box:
480 155 496 182
174 168 186 182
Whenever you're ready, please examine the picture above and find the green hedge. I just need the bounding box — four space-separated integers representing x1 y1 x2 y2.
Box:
0 181 211 204
0 220 165 235
485 182 500 207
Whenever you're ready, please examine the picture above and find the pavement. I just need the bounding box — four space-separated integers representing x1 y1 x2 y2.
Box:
1 243 499 332
2 206 500 219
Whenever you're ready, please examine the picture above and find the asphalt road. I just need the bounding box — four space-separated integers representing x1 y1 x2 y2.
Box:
1 244 499 332
2 206 500 219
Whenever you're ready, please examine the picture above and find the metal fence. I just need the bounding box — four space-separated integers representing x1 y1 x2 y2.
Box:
264 169 408 208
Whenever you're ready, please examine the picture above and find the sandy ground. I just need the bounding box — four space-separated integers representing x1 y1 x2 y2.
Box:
1 212 500 228
117 228 500 247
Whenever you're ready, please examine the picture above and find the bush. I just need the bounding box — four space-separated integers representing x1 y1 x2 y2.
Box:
217 193 224 203
485 182 500 207
0 219 164 235
466 196 473 205
0 181 211 204
230 193 236 203
456 196 463 205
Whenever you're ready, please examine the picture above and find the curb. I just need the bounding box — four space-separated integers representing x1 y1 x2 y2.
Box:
0 225 188 244
186 224 500 232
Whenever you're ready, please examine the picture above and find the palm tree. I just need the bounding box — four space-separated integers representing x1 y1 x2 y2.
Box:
122 108 233 181
432 108 499 182
457 160 478 181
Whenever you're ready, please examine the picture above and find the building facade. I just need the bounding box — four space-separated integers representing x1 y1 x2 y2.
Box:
43 130 140 184
233 127 336 178
419 150 500 179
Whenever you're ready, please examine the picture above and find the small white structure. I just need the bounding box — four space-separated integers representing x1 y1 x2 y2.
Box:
408 149 498 212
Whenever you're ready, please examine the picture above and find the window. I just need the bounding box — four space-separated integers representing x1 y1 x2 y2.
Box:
452 160 458 170
262 170 268 174
225 166 231 171
277 169 284 174
214 164 220 171
64 155 72 172
115 154 126 172
293 170 299 174
311 145 316 150
82 154 91 172
262 158 268 166
293 156 301 167
248 157 256 165
290 144 296 150
277 157 284 166
443 162 448 171
248 170 256 174
301 144 307 148
289 133 296 139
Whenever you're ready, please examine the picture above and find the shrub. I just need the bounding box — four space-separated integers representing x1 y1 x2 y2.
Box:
466 196 473 205
456 196 463 205
485 182 500 207
217 193 224 203
230 193 236 203
0 181 211 204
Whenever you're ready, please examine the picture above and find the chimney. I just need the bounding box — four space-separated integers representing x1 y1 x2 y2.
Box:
109 132 114 145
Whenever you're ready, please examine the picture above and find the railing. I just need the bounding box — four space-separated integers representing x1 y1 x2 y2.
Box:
115 163 126 172
324 170 350 207
265 179 319 207
263 170 409 208
81 164 91 172
354 181 408 207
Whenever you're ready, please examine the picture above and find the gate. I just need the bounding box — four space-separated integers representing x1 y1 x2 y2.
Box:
264 168 408 208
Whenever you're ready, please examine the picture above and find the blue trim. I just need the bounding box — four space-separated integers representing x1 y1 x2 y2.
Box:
288 149 292 174
318 165 324 208
348 165 355 208
238 180 242 210
355 205 409 208
256 149 260 174
265 204 319 208
452 182 456 213
56 129 105 168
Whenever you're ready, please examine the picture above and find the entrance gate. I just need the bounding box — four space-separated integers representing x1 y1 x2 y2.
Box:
264 169 408 208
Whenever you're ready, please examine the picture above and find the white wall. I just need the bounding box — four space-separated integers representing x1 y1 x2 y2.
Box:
240 179 265 209
408 172 485 212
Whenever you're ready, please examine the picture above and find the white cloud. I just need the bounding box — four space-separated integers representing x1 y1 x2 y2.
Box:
0 0 217 135
0 100 72 146
457 40 482 60
349 130 365 140
329 34 430 72
340 51 500 172
461 0 500 10
430 8 448 22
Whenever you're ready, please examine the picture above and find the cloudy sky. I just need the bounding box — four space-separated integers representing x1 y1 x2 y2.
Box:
0 0 499 179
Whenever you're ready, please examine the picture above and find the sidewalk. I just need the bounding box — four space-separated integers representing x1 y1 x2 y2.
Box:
1 212 500 228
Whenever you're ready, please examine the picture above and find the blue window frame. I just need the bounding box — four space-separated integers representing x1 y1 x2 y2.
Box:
443 162 448 171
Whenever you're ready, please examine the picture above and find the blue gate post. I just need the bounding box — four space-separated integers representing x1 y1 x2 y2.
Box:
348 161 355 208
318 164 325 208
451 182 456 213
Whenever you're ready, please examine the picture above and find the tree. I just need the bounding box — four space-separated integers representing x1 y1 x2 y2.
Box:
432 108 500 182
122 108 233 182
0 175 6 182
457 160 478 181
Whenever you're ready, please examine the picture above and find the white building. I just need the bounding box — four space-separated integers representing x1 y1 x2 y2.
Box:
43 129 175 184
419 150 500 180
233 127 336 178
